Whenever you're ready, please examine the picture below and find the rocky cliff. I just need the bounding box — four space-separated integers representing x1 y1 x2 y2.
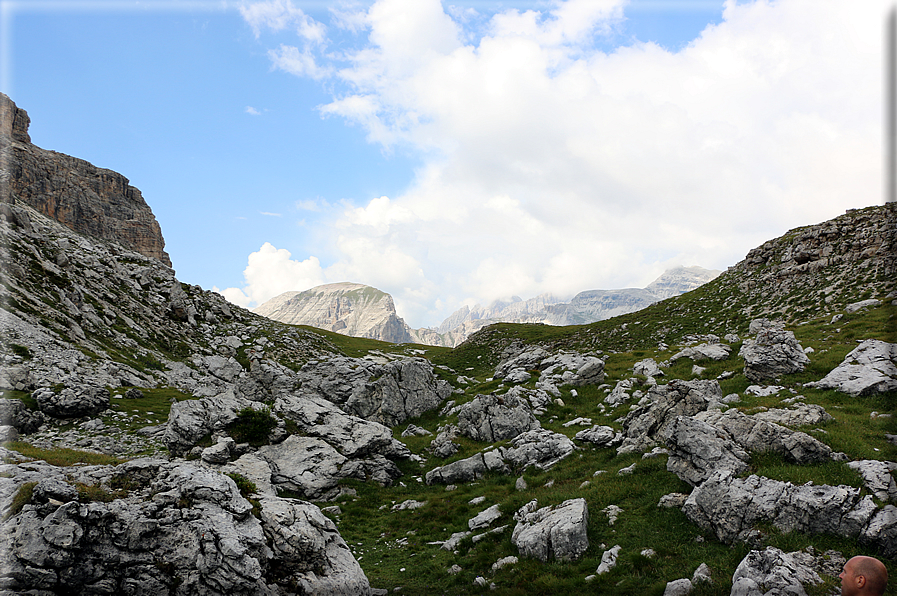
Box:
0 93 171 267
254 282 414 344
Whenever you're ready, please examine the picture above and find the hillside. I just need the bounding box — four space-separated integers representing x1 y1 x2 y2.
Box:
1 94 896 596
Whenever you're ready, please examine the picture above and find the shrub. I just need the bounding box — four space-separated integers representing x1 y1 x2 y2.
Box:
226 472 258 498
227 407 278 447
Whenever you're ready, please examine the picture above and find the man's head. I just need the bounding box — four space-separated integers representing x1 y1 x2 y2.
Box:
840 556 888 596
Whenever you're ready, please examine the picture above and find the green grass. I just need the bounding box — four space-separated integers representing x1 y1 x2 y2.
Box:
4 442 125 467
105 387 194 431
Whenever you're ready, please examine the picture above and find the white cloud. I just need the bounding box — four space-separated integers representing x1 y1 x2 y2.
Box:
240 0 326 41
218 242 326 307
238 0 887 328
245 106 261 115
260 211 282 217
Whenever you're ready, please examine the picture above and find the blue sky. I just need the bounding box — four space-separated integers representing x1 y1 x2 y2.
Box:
2 0 887 328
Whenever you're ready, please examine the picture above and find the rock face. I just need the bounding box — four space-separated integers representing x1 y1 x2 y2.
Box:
255 283 414 344
511 499 589 562
805 339 897 396
1 93 171 266
739 319 809 382
0 458 372 595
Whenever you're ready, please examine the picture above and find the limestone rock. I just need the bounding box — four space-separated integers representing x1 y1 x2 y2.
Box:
32 385 109 418
696 409 832 465
574 425 621 448
0 457 371 595
683 470 896 556
751 403 832 427
633 358 664 377
456 393 540 443
805 339 897 396
739 319 809 382
428 424 461 458
0 399 44 434
730 547 825 596
296 356 450 427
257 435 348 500
469 504 502 530
617 379 723 454
425 450 510 485
511 498 589 562
501 429 576 471
846 460 897 503
663 416 751 486
669 343 731 363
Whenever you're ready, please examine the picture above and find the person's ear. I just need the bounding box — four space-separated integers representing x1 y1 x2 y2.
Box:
856 574 867 589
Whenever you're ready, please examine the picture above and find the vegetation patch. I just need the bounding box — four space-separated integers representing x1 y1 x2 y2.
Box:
5 442 125 467
227 407 278 446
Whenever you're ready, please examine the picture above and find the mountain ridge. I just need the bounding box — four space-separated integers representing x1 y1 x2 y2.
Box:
254 266 721 347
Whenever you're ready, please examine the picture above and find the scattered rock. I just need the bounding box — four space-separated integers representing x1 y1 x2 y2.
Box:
596 545 621 574
33 385 110 418
574 425 621 448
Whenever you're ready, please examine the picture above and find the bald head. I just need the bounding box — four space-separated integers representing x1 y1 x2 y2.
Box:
841 556 888 596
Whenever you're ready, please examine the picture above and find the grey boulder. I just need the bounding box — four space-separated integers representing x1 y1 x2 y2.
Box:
739 319 809 382
32 385 109 418
805 339 897 396
511 498 589 562
456 393 540 443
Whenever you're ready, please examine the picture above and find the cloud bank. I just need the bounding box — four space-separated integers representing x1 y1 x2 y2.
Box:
224 0 885 328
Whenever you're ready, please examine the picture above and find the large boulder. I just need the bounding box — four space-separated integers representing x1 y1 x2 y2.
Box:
425 450 510 485
273 394 395 458
511 498 589 562
617 379 723 454
805 339 897 396
730 547 835 596
32 385 110 418
669 343 731 363
683 470 897 556
257 435 349 500
456 394 540 443
163 388 254 454
663 416 751 486
296 357 450 427
0 398 44 434
501 429 576 471
696 409 832 465
0 458 372 595
739 319 809 382
846 460 897 503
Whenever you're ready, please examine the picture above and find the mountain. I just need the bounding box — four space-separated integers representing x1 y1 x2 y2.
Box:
253 282 414 344
257 268 720 348
1 93 171 267
2 94 896 595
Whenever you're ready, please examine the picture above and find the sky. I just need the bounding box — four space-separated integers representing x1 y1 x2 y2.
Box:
2 0 890 329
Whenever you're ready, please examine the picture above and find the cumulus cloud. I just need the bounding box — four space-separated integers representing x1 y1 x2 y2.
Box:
218 242 326 307
245 106 261 115
239 0 886 327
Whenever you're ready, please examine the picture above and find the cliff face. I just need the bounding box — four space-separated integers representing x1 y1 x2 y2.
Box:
254 282 414 344
0 93 171 267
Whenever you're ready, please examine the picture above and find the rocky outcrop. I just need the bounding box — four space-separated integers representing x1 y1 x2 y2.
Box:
1 94 171 266
730 547 843 596
617 379 723 454
683 470 897 556
255 283 414 344
425 429 576 485
0 458 371 595
295 356 451 427
456 393 540 443
32 385 110 419
805 339 897 396
739 319 809 382
511 499 589 562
